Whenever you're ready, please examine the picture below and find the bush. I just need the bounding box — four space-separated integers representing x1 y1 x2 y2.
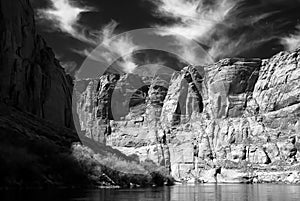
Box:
150 172 165 186
0 140 93 188
141 159 174 186
0 144 41 186
71 144 174 187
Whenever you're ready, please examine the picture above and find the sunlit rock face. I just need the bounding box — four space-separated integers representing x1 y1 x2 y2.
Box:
253 51 300 113
0 0 74 128
76 49 300 178
204 58 261 119
160 66 204 128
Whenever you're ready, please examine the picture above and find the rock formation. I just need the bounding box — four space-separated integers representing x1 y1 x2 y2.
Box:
0 0 74 128
0 0 82 187
76 48 300 180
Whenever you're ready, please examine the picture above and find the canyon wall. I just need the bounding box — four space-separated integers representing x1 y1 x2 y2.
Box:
0 0 74 128
76 48 300 178
0 0 88 187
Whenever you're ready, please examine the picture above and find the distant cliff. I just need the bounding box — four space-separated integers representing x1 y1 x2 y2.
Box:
76 48 300 181
0 0 74 128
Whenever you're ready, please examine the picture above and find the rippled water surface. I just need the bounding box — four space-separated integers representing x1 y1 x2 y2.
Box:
2 184 300 201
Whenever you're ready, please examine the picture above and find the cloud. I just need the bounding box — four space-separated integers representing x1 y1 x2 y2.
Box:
37 0 97 44
150 0 238 63
60 61 78 75
171 37 212 65
281 25 300 51
102 24 139 66
150 0 291 61
152 0 236 42
38 0 141 74
153 0 200 20
208 32 279 59
260 0 300 6
74 21 141 73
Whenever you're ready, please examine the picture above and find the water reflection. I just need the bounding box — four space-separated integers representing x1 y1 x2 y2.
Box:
1 184 300 201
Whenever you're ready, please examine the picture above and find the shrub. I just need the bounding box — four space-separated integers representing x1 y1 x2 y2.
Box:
0 144 41 186
71 144 174 187
141 159 174 186
0 140 93 188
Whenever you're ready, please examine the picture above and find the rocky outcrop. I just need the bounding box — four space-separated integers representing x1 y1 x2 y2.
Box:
253 51 300 113
76 48 300 181
0 0 74 128
160 66 204 128
76 74 151 142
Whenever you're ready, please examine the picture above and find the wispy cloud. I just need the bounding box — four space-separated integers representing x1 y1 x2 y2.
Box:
74 21 141 73
154 0 200 20
39 1 141 74
153 0 236 41
208 32 279 60
281 25 300 51
37 0 98 44
151 0 237 63
60 61 78 75
150 0 285 61
102 24 140 69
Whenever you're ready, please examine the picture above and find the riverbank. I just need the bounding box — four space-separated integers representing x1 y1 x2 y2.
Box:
0 105 173 189
178 164 300 184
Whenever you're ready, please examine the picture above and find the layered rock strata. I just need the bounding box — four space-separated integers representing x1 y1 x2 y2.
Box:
76 49 300 180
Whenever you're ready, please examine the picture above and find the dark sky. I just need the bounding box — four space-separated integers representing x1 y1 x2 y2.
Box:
31 0 300 78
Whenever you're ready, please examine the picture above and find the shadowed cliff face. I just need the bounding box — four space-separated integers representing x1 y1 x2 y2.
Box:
76 48 300 179
0 0 87 187
0 0 74 129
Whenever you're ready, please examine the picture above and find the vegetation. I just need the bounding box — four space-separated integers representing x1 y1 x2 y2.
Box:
0 140 90 188
0 105 173 188
0 139 174 188
72 144 174 187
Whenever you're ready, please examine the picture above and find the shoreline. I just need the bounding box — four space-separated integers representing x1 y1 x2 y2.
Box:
175 168 300 185
2 172 300 191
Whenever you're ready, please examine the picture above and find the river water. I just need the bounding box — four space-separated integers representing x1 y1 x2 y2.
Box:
2 184 300 201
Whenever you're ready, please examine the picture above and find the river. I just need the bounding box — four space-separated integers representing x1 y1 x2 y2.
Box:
1 184 300 201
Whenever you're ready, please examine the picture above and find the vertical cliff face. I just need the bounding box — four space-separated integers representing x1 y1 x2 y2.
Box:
253 51 300 113
144 74 170 127
77 75 119 142
0 0 74 128
204 58 261 119
160 66 204 128
76 48 300 178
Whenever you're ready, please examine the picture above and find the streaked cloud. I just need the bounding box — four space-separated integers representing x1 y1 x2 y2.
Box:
36 0 300 76
74 21 141 73
281 25 300 51
152 0 236 42
37 0 96 44
151 0 237 63
38 1 141 74
61 61 78 76
150 0 293 61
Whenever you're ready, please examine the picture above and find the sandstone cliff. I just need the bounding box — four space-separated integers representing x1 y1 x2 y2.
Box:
76 48 300 180
0 0 74 128
0 0 83 187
